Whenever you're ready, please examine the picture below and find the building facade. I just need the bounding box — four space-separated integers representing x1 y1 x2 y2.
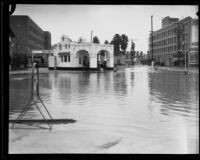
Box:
114 54 126 65
49 35 114 70
9 27 15 69
148 16 199 66
9 15 51 66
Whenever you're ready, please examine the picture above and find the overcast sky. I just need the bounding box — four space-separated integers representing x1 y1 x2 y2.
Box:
13 5 198 53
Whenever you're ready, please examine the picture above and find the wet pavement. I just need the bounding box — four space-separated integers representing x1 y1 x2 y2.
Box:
9 66 199 153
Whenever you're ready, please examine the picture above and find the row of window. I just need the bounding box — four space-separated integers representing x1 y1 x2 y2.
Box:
152 44 188 54
14 43 22 50
151 35 187 47
29 44 42 50
29 25 43 39
152 37 177 47
60 55 70 62
29 34 44 45
59 44 70 50
13 43 42 51
152 24 187 40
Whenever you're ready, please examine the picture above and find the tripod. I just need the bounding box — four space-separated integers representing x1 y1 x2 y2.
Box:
12 62 53 129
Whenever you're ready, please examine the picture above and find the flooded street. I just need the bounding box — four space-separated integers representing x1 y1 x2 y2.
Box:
9 66 199 153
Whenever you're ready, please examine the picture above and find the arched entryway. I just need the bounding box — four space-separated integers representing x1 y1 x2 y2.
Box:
97 50 111 69
76 50 90 68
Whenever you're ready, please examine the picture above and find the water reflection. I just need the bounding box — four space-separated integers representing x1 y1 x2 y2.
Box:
148 69 199 122
10 69 198 123
9 67 199 123
9 66 199 153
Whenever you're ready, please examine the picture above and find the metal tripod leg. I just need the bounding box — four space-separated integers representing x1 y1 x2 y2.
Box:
38 96 53 119
12 99 33 129
38 96 53 128
33 100 52 129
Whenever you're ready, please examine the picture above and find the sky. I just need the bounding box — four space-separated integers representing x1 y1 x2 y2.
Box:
13 5 198 53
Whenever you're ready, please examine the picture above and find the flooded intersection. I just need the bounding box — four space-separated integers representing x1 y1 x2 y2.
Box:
9 66 199 153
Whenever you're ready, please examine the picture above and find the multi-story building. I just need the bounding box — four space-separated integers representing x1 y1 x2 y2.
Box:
148 16 199 66
9 15 51 67
44 31 51 49
9 27 15 69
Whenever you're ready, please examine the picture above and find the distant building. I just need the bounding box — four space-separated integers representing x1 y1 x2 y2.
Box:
125 51 134 65
48 35 114 70
125 51 147 65
148 16 199 66
9 15 51 67
114 52 126 65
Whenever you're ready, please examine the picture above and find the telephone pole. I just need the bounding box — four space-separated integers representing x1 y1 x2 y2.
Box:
175 22 183 66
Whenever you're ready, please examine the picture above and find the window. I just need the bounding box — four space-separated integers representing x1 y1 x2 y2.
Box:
65 44 68 49
59 44 62 50
68 54 70 62
61 56 63 62
68 44 70 48
64 55 67 62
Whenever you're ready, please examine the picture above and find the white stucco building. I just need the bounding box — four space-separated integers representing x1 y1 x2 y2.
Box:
48 35 114 70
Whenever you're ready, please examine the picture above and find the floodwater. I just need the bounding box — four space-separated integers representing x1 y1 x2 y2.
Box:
9 66 199 153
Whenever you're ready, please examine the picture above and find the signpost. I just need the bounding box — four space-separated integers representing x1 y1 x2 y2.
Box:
12 62 53 129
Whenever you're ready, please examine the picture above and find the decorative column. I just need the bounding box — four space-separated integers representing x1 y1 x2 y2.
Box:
90 55 98 68
104 52 107 61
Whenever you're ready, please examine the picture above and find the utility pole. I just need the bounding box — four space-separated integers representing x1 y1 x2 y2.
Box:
151 15 153 63
176 22 183 67
177 22 180 66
